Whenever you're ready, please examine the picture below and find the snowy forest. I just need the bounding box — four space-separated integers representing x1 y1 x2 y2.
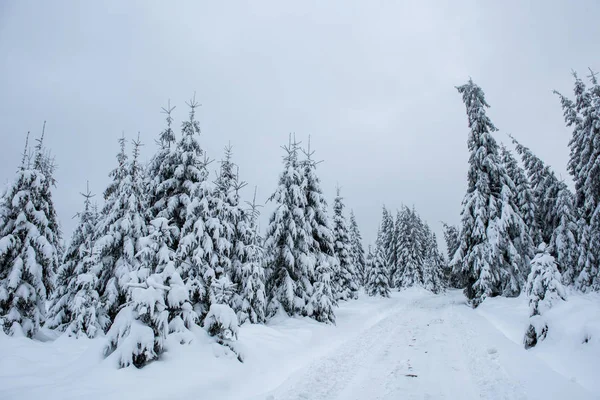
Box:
1 68 600 398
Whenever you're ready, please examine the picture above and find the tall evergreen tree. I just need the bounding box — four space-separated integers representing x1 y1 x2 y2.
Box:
441 222 464 288
365 240 390 298
380 206 397 285
0 132 60 337
452 79 531 307
348 210 366 286
510 136 569 246
549 189 579 285
301 140 337 319
509 135 578 281
422 229 446 294
47 183 107 337
501 145 542 247
556 71 600 291
94 136 148 325
264 138 312 317
174 99 215 316
398 207 425 288
146 102 178 228
237 188 267 324
332 187 359 301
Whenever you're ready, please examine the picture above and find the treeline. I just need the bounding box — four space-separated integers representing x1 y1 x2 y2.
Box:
2 97 447 369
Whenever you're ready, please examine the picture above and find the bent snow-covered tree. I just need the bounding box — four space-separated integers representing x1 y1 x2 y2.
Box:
452 79 531 307
556 72 600 292
524 244 566 349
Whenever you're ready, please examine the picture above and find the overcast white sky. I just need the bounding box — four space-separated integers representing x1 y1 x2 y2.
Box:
1 1 599 247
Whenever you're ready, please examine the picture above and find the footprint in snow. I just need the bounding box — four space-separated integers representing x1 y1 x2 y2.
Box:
487 347 499 360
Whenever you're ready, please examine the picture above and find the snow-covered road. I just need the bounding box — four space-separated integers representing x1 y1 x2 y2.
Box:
261 293 593 400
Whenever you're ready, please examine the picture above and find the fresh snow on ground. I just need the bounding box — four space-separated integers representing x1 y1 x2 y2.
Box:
0 289 598 400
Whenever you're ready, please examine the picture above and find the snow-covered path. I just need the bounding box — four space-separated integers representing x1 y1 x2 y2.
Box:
261 293 593 400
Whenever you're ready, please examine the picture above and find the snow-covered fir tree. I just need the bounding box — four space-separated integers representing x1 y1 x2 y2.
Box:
441 222 463 288
47 183 107 337
332 187 359 301
31 125 64 269
0 132 61 337
208 145 240 311
146 101 178 228
510 135 573 249
524 244 566 349
501 145 542 247
348 210 366 286
452 79 532 307
301 141 337 321
104 217 198 369
264 138 313 318
94 136 148 325
237 188 267 324
365 238 390 298
173 99 215 316
549 189 579 285
556 71 600 292
397 206 425 289
380 206 397 287
422 229 446 294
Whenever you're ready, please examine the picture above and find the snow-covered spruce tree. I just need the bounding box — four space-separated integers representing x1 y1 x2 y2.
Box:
365 238 391 298
104 217 198 369
422 230 446 294
0 132 61 337
556 72 600 292
452 79 531 307
47 183 107 337
31 125 64 269
549 189 579 285
398 206 425 289
332 188 359 301
501 145 542 247
94 136 148 326
393 207 410 289
203 303 241 361
510 135 577 279
510 136 570 239
441 222 464 288
173 98 215 317
301 141 337 321
209 144 240 311
524 244 567 349
349 210 366 286
237 188 267 324
146 102 179 226
380 206 397 287
264 137 312 318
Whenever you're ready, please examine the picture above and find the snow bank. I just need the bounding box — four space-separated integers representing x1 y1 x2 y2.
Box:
476 289 600 394
0 290 400 400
